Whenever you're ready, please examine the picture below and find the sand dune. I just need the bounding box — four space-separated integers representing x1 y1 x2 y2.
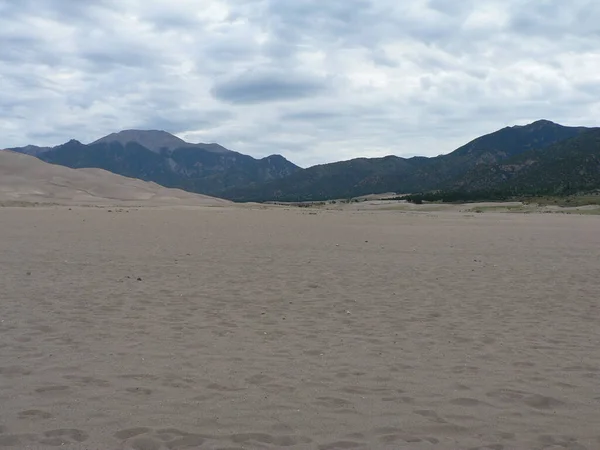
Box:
0 150 229 206
1 204 599 449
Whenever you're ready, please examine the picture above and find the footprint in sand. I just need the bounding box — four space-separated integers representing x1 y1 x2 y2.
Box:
18 409 53 420
245 373 272 385
125 387 153 395
414 409 447 424
114 428 152 440
39 429 89 446
0 366 32 377
318 441 366 449
524 394 565 410
163 434 206 449
538 434 590 449
486 389 565 410
35 385 70 395
378 433 439 445
467 445 505 450
115 427 215 450
486 388 527 403
125 436 163 450
450 397 492 407
206 382 245 392
118 374 159 382
230 432 312 447
315 396 354 409
63 375 111 387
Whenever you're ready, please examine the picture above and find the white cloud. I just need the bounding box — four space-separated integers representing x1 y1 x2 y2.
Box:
1 0 599 166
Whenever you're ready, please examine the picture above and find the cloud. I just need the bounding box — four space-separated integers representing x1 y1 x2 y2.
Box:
1 0 599 166
211 69 331 104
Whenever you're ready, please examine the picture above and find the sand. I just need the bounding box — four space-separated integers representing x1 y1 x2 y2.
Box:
0 150 229 207
1 203 599 450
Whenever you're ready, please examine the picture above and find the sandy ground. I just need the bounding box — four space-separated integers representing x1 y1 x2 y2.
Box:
1 205 600 450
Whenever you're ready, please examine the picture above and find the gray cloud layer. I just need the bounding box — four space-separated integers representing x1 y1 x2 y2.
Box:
1 0 599 166
212 69 331 104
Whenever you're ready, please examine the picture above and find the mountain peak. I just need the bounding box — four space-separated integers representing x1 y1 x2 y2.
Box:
511 119 560 129
532 119 557 125
92 130 187 153
91 129 235 154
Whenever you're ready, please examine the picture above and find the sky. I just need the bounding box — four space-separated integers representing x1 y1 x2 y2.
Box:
1 0 599 167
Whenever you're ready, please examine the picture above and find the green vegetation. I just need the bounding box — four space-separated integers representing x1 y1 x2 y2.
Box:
392 190 600 207
466 203 600 215
522 193 600 207
468 205 529 213
388 190 514 204
222 121 600 202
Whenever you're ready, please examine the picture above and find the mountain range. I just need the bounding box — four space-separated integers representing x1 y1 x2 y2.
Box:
5 120 600 202
8 131 300 198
